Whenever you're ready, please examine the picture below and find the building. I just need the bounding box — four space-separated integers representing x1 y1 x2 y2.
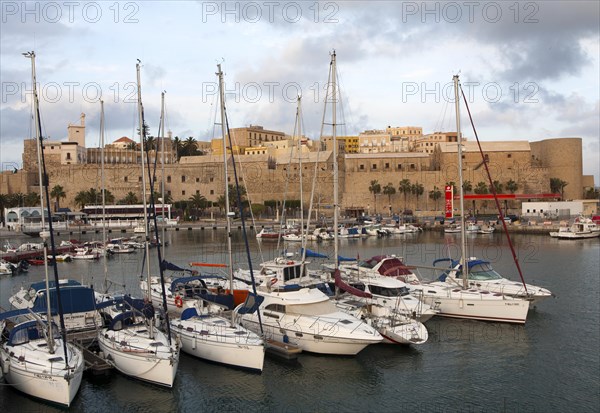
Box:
521 200 598 219
415 132 459 154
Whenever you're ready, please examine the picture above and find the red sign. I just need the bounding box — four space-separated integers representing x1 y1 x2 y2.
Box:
445 185 453 218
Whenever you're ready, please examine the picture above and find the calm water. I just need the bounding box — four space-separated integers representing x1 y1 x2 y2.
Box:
1 229 598 412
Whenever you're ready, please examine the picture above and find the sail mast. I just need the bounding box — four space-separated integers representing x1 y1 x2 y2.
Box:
136 60 154 338
100 100 109 293
160 91 166 256
26 51 54 353
331 51 339 269
453 74 468 289
217 64 234 295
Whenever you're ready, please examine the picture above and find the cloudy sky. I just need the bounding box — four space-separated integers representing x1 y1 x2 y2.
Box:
1 1 598 182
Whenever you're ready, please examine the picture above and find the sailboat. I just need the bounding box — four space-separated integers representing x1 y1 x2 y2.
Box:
235 52 382 355
0 51 84 406
97 61 179 387
394 75 530 323
168 64 265 371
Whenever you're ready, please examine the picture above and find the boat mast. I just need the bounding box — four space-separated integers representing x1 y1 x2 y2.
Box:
160 91 166 256
100 100 109 293
453 74 468 289
331 51 339 269
297 96 304 248
217 64 235 298
25 50 54 353
136 60 154 338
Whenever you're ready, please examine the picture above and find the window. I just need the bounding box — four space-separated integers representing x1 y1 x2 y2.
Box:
372 164 377 170
410 164 415 170
210 177 214 182
385 163 389 169
167 190 171 196
182 190 186 196
167 176 171 183
196 190 200 194
124 176 128 182
138 176 142 182
359 164 365 170
66 153 71 160
182 175 186 183
507 154 512 158
210 190 214 195
398 164 402 170
196 177 200 183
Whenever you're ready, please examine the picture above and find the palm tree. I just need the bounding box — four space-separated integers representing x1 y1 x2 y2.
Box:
490 180 504 194
506 179 518 194
474 181 488 194
411 183 424 211
382 183 396 215
0 193 8 224
103 189 116 205
550 178 568 198
462 180 472 193
398 179 412 213
122 192 139 205
368 180 381 214
182 137 199 157
74 190 89 209
173 136 183 160
50 185 66 211
189 193 208 219
429 186 442 211
23 192 39 207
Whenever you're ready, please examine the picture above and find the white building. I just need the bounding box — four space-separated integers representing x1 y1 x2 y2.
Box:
521 201 597 219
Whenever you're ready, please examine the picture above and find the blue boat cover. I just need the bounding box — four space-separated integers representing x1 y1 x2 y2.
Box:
180 307 199 320
432 258 491 270
32 286 97 314
7 320 59 345
108 311 140 331
338 255 356 262
161 260 193 273
236 293 264 315
301 248 328 259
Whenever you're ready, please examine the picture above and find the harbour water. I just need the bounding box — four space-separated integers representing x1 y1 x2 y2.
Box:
1 229 598 412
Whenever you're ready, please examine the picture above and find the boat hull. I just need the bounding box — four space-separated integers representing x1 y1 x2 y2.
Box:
98 328 179 387
0 342 83 407
173 323 264 371
421 294 529 324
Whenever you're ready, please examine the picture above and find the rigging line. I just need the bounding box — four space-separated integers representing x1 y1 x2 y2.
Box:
459 84 528 293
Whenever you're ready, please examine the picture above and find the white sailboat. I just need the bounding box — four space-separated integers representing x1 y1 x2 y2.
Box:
97 61 179 387
0 51 84 406
169 64 265 371
396 76 530 324
236 53 382 355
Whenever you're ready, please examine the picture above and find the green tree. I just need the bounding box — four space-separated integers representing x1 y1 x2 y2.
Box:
172 136 183 160
74 190 89 209
506 179 519 194
583 187 599 200
474 181 489 194
50 185 66 211
122 192 139 205
411 183 424 210
368 180 381 214
182 137 200 157
0 193 7 224
398 179 412 212
490 180 504 194
462 180 473 193
382 183 396 214
429 186 442 211
189 193 208 218
550 178 568 198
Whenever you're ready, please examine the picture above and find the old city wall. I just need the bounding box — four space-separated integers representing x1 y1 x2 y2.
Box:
530 138 583 200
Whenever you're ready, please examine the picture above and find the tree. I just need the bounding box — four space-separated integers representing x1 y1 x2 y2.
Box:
462 180 472 193
550 178 568 198
368 180 381 214
490 180 504 194
429 186 442 211
181 137 200 157
506 179 518 194
50 185 66 211
382 183 396 214
398 179 412 212
74 190 89 209
102 189 116 205
474 181 489 194
189 193 208 218
173 136 183 160
583 187 599 200
122 192 139 205
411 183 424 210
0 193 8 224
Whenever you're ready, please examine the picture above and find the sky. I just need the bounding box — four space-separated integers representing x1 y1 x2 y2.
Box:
1 1 599 183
